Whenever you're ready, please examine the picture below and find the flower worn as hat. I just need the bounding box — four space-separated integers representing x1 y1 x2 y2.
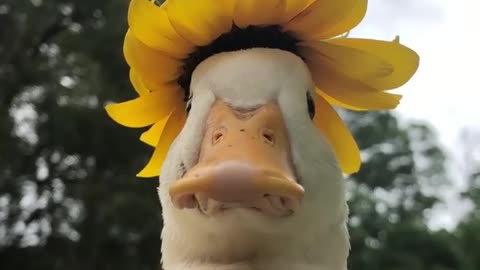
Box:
106 0 419 178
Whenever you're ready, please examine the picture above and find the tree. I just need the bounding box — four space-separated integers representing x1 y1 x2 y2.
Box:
1 1 161 269
345 112 461 270
454 128 480 270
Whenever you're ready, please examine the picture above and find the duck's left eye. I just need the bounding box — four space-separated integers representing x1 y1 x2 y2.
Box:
185 97 192 114
306 93 315 119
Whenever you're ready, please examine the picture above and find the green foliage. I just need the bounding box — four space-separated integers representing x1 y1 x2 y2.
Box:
343 112 460 270
1 1 161 269
0 1 478 270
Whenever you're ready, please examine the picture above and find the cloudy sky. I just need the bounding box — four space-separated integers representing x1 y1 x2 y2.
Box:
351 0 480 229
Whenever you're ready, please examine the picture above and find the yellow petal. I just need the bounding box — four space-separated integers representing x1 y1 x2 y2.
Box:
307 62 402 110
234 0 314 28
140 116 170 147
316 89 367 111
128 0 193 58
326 38 420 90
285 0 367 40
166 0 234 46
124 30 182 91
301 41 394 83
282 0 317 23
137 107 186 178
313 93 361 173
129 69 150 96
105 86 183 128
234 0 285 27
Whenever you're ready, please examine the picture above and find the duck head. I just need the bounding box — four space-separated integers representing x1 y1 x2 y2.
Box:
158 48 349 270
105 1 420 269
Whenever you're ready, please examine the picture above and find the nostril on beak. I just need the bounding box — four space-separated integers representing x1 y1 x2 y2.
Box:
212 128 225 145
261 129 275 145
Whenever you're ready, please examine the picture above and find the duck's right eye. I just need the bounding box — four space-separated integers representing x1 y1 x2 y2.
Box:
185 98 192 114
306 93 315 119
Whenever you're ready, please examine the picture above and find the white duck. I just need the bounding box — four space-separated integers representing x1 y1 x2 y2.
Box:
158 48 349 270
106 1 419 269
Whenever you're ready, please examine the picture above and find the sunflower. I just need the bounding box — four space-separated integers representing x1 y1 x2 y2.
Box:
106 0 419 178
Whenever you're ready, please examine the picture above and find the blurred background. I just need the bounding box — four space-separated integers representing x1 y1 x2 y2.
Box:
0 0 479 269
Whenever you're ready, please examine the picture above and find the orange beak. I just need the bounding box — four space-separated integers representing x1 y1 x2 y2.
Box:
169 101 304 216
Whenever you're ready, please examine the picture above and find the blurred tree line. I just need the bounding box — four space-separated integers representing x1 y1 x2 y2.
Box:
0 1 479 270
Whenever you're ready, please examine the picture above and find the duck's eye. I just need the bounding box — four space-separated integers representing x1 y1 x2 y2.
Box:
185 97 192 114
306 93 315 119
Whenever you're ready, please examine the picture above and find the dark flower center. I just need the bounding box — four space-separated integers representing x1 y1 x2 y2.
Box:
177 25 301 100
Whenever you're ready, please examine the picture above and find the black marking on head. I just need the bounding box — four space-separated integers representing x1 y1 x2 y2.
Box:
178 25 302 101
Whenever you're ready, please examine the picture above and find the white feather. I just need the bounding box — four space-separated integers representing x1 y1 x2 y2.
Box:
158 48 350 270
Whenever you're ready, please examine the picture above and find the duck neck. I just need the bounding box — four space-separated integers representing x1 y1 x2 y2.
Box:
160 223 349 270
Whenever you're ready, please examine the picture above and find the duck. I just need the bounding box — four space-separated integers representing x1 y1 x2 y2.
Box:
158 48 350 270
106 1 419 269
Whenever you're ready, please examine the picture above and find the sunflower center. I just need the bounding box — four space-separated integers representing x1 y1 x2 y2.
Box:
178 25 301 100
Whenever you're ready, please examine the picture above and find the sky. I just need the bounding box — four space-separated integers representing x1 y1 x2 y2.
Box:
352 0 480 229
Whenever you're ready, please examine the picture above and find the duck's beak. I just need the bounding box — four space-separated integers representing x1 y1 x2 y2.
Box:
169 100 304 217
